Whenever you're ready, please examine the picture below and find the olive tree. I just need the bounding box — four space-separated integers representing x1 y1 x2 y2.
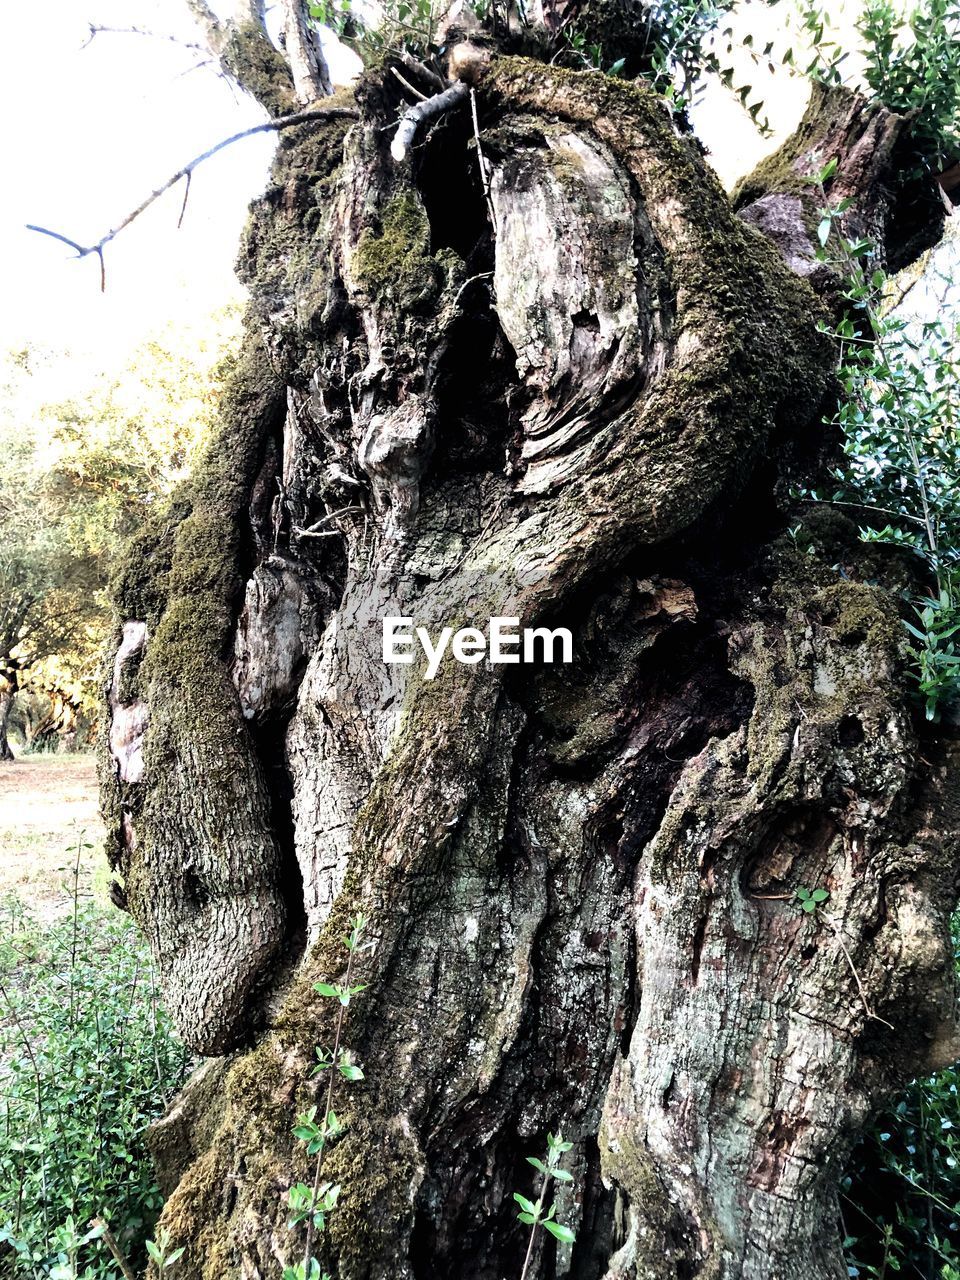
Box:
97 2 960 1276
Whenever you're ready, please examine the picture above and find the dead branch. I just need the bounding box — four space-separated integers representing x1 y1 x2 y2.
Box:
391 66 429 102
390 81 469 163
90 1220 137 1280
82 23 210 56
27 106 358 291
184 0 227 56
470 88 497 233
396 50 447 94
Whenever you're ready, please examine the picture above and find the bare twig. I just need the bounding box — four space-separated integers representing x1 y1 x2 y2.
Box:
177 171 193 230
390 81 469 163
82 23 210 55
27 106 358 291
824 915 895 1031
397 50 447 93
296 504 365 536
797 496 925 526
91 1219 137 1280
452 270 493 311
391 66 429 102
470 88 497 234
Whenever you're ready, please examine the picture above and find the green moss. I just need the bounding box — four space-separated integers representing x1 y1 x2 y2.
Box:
352 190 444 309
221 23 297 118
323 1119 419 1267
731 81 852 209
598 1115 715 1278
135 336 283 739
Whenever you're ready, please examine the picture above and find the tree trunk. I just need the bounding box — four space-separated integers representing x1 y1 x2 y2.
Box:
0 674 17 761
100 16 960 1280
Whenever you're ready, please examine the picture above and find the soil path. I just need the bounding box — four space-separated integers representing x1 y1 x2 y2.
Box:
0 755 106 919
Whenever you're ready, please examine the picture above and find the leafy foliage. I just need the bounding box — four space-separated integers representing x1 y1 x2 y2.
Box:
859 0 960 171
792 0 960 172
796 886 830 913
806 164 960 720
282 912 370 1280
0 308 237 749
0 851 188 1279
843 922 960 1278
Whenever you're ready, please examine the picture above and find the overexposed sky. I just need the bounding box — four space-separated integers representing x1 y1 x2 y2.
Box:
0 1 273 363
0 0 833 382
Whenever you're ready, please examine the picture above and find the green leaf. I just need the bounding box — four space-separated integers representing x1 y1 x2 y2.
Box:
526 1157 548 1174
313 982 339 998
513 1193 537 1215
543 1221 576 1243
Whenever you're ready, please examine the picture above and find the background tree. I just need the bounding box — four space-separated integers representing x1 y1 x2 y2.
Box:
90 1 960 1277
0 311 237 755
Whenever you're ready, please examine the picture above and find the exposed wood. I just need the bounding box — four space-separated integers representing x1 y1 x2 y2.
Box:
280 0 333 102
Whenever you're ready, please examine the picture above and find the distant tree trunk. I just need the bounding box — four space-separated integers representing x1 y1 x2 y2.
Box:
0 673 17 761
101 8 960 1278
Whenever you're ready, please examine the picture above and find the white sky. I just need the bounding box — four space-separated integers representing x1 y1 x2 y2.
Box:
0 0 840 387
0 1 274 367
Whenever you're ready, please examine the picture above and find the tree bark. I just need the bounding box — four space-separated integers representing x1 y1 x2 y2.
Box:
100 16 960 1280
0 681 15 761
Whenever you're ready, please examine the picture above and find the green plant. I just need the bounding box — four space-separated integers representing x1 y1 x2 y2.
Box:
312 0 438 60
859 0 960 172
842 916 960 1277
806 160 960 720
795 886 830 913
145 1226 185 1274
778 0 960 178
514 1132 576 1279
0 842 188 1279
282 912 369 1280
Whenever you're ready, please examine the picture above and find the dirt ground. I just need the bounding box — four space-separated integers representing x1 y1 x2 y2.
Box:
0 755 107 919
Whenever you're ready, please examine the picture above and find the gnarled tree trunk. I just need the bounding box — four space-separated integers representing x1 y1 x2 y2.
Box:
100 8 960 1278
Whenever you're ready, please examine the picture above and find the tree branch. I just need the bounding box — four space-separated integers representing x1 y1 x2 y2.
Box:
184 0 227 56
82 23 210 56
280 0 333 102
390 81 469 163
26 106 358 290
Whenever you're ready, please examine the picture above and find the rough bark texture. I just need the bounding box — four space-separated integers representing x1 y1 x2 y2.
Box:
100 24 960 1280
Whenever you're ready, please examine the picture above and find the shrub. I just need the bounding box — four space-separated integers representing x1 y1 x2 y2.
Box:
0 864 188 1279
843 919 960 1278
